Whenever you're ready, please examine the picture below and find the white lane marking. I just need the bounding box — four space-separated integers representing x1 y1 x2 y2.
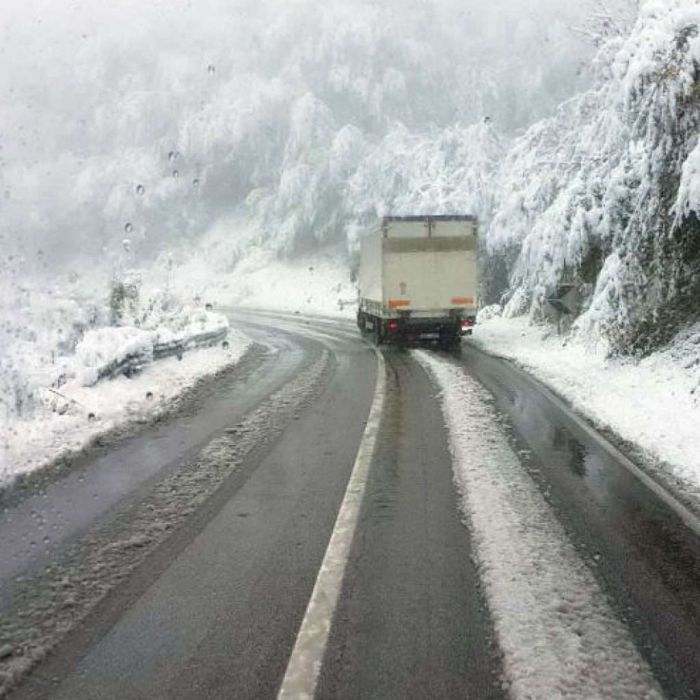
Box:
415 350 662 700
278 346 386 700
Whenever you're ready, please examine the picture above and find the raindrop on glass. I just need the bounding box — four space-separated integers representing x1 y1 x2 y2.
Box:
192 178 200 189
172 170 179 178
136 184 145 196
122 238 132 252
124 222 133 233
168 150 179 163
207 64 216 74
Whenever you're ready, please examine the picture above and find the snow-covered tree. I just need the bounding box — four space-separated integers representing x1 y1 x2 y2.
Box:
484 0 700 355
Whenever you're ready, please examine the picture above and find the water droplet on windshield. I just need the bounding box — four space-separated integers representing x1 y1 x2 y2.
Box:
136 184 145 196
168 151 179 163
146 391 153 401
122 239 132 252
172 170 179 178
207 64 216 74
124 222 133 233
192 178 200 189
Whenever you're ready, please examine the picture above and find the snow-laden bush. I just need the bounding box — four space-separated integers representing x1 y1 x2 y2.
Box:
0 269 229 418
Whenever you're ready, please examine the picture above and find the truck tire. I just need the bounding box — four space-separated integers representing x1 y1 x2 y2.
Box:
439 325 460 351
373 320 383 346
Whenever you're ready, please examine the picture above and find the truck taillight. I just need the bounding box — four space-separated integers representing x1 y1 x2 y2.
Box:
388 321 399 332
462 318 476 328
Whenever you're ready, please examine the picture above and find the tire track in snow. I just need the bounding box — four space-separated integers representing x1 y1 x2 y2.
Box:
414 350 662 700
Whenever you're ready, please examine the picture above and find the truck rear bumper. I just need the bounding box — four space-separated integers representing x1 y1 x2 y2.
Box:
384 317 461 345
357 310 474 347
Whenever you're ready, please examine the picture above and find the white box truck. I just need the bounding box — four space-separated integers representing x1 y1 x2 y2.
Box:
357 215 478 348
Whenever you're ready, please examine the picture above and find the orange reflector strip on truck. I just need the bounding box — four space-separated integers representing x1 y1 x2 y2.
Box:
388 299 411 308
451 297 474 305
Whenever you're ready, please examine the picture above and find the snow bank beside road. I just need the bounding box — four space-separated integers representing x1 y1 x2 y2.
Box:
223 249 356 317
167 231 358 319
1 328 251 488
471 316 700 500
416 351 661 700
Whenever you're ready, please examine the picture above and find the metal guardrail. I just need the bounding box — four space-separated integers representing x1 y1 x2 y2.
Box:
95 326 229 382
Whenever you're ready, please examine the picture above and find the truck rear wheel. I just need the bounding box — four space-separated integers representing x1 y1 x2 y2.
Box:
439 325 461 351
357 311 369 336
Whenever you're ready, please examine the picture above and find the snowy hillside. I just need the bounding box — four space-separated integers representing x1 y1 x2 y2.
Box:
5 0 699 481
0 0 591 270
1 0 595 436
485 0 700 356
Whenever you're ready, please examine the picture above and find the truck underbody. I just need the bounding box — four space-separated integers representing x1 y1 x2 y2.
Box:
356 309 475 350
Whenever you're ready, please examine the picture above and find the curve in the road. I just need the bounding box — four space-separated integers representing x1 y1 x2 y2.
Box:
6 313 699 700
6 313 378 700
0 325 315 596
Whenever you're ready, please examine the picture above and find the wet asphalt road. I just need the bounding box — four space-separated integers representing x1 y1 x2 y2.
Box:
4 312 700 699
455 344 700 697
316 350 503 699
0 328 314 591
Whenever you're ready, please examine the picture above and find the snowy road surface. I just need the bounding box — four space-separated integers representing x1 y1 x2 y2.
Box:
2 312 699 699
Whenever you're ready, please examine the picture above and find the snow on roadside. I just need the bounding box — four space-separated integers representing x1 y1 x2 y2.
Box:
470 315 700 500
75 326 155 386
166 229 358 319
415 350 661 700
220 248 355 317
1 328 251 488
